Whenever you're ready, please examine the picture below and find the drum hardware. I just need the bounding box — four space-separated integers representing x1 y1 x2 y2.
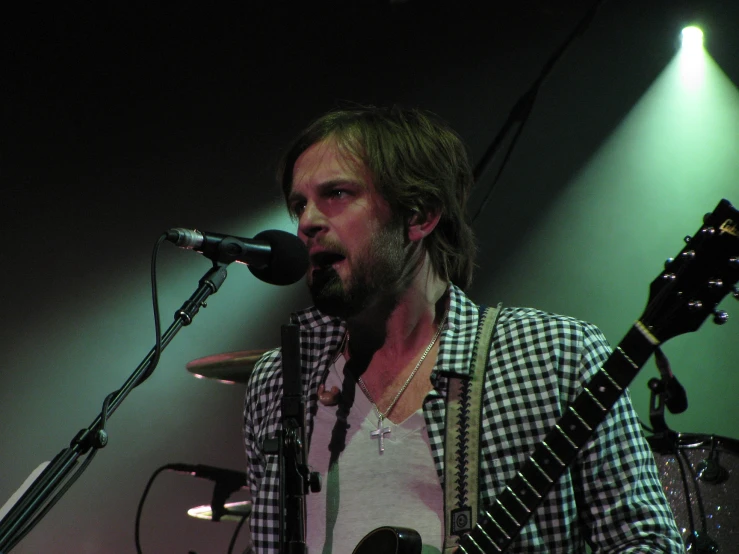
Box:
187 499 253 554
645 354 737 553
135 463 251 554
186 349 269 384
696 439 729 484
652 347 688 415
187 500 252 522
648 433 737 553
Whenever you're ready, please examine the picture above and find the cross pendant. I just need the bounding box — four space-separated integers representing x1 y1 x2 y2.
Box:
370 416 391 454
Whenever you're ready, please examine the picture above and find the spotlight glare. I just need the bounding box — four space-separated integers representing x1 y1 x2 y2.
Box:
681 26 704 51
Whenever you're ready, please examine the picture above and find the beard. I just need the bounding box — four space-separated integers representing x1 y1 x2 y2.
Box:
309 223 409 319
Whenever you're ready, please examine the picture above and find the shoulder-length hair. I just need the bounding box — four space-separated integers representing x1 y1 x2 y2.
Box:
278 105 477 290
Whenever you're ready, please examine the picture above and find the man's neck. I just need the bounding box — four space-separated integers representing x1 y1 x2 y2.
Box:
345 257 449 365
340 260 448 421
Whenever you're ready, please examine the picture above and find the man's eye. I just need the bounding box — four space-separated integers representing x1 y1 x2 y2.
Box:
291 201 306 215
329 189 347 199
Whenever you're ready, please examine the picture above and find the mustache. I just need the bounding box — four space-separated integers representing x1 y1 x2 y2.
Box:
308 239 349 258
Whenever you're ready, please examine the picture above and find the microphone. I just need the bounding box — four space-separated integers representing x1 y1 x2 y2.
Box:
654 347 688 414
167 463 247 489
167 228 308 286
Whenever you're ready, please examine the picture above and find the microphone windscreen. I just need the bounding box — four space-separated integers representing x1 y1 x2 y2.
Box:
248 230 308 285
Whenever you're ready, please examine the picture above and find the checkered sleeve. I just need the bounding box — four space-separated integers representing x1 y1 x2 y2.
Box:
570 323 684 552
475 306 683 552
242 308 346 554
243 348 283 554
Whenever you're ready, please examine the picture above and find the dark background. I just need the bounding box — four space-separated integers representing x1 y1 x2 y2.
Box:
2 1 738 552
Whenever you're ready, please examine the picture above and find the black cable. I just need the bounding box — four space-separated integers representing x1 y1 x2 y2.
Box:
681 445 710 536
135 464 250 554
2 235 169 552
227 514 249 554
131 234 169 554
134 465 172 554
100 391 115 439
471 88 537 226
674 446 697 540
135 233 166 387
471 0 608 224
93 233 165 460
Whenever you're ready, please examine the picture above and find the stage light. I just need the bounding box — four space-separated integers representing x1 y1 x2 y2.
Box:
678 26 706 88
681 26 704 51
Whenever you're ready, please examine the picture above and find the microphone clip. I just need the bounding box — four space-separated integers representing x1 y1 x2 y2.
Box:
652 347 688 415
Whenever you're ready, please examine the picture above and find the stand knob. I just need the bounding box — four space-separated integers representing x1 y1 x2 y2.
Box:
309 471 322 493
95 429 109 448
697 458 728 484
713 310 729 325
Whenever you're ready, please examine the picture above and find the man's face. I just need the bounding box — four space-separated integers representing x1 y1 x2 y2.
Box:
287 138 407 317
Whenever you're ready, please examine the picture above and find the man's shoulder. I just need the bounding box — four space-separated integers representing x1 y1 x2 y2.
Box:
448 286 605 342
245 347 282 399
495 305 608 347
291 304 342 329
499 305 597 327
245 307 345 400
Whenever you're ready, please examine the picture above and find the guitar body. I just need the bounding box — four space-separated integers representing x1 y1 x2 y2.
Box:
352 526 422 554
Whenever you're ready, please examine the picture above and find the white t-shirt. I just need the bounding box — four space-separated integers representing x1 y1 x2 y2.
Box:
306 355 444 554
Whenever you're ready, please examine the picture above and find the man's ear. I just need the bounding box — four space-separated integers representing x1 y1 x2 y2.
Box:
407 207 441 243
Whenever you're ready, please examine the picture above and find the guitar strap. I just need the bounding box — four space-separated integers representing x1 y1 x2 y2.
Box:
443 303 501 554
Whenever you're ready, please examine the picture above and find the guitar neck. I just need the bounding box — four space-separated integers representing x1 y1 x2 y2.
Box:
457 324 657 553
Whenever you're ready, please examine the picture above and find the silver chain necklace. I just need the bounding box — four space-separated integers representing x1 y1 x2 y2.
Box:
356 309 448 454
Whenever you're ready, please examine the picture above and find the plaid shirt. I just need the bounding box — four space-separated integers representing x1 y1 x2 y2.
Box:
243 284 683 553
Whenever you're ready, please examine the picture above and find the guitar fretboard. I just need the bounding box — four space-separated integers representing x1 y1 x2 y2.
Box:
457 324 656 553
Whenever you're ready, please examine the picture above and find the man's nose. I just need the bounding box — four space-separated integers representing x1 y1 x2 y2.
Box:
298 202 327 240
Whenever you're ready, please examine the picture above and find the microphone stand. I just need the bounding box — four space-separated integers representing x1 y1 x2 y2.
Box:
0 262 229 553
263 324 319 554
647 375 678 453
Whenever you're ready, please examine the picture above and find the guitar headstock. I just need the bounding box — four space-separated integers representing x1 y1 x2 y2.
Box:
642 199 739 343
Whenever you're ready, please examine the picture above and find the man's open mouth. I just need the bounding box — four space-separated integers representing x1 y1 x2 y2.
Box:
311 251 346 269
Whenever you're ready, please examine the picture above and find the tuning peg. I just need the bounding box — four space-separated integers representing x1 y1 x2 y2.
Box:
700 226 715 236
664 257 674 269
688 300 704 311
684 235 692 244
707 279 724 290
713 310 729 325
729 258 739 269
681 250 696 260
733 287 739 300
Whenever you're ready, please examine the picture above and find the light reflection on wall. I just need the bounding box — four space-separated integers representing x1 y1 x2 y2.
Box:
477 42 739 439
0 204 307 553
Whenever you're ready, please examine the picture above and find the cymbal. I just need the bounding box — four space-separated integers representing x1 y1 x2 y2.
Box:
187 500 252 522
186 350 269 384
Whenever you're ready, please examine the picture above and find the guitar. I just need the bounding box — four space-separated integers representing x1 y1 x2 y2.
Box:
353 198 739 554
353 526 422 554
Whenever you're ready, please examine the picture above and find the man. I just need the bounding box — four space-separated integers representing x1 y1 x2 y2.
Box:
243 106 683 553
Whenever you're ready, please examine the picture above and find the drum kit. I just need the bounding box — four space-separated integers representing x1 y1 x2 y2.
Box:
648 433 738 553
181 350 737 552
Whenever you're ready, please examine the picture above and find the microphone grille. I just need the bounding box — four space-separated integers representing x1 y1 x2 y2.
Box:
248 230 308 286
